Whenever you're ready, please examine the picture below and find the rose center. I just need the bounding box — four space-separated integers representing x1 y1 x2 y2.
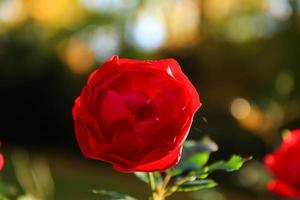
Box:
122 91 157 121
135 101 156 121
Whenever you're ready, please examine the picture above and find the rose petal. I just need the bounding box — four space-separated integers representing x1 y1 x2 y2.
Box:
0 153 4 171
264 134 300 187
109 71 170 97
164 59 201 112
88 55 119 87
154 81 188 121
122 91 149 114
112 146 182 172
99 90 134 132
267 180 300 198
74 116 103 159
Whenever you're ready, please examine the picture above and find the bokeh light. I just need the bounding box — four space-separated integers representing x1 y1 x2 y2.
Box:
267 0 292 20
128 12 166 51
80 25 120 61
163 0 200 48
24 0 84 28
231 98 251 120
58 38 95 74
231 98 265 132
79 0 138 13
0 0 24 23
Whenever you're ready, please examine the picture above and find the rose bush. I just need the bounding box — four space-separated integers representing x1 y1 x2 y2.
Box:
264 129 300 198
72 56 201 172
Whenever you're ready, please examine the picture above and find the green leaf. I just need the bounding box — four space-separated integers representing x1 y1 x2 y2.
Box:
133 172 148 183
197 171 209 179
92 190 137 200
182 138 218 158
175 138 218 172
187 152 210 169
166 168 182 177
206 155 252 172
177 179 218 192
134 172 162 185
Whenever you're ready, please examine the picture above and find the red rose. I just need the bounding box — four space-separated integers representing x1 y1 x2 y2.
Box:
72 56 201 172
0 153 3 171
264 129 300 198
0 142 3 171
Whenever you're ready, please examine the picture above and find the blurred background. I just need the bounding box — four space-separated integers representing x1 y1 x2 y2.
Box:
0 0 300 199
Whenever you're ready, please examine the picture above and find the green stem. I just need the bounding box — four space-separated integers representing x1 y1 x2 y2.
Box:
147 172 169 200
164 175 194 197
162 174 171 189
147 172 156 200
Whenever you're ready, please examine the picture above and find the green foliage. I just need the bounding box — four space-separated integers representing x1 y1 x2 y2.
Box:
134 172 162 185
177 180 218 192
17 195 39 200
179 152 210 171
174 137 218 173
116 138 252 200
92 190 137 200
206 155 253 172
0 182 18 197
136 138 253 198
133 172 148 183
0 194 9 200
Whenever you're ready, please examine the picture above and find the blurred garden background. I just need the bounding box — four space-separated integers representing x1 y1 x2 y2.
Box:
0 0 300 199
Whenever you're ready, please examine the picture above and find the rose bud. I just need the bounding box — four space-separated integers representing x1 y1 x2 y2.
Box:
72 56 201 172
264 129 300 198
